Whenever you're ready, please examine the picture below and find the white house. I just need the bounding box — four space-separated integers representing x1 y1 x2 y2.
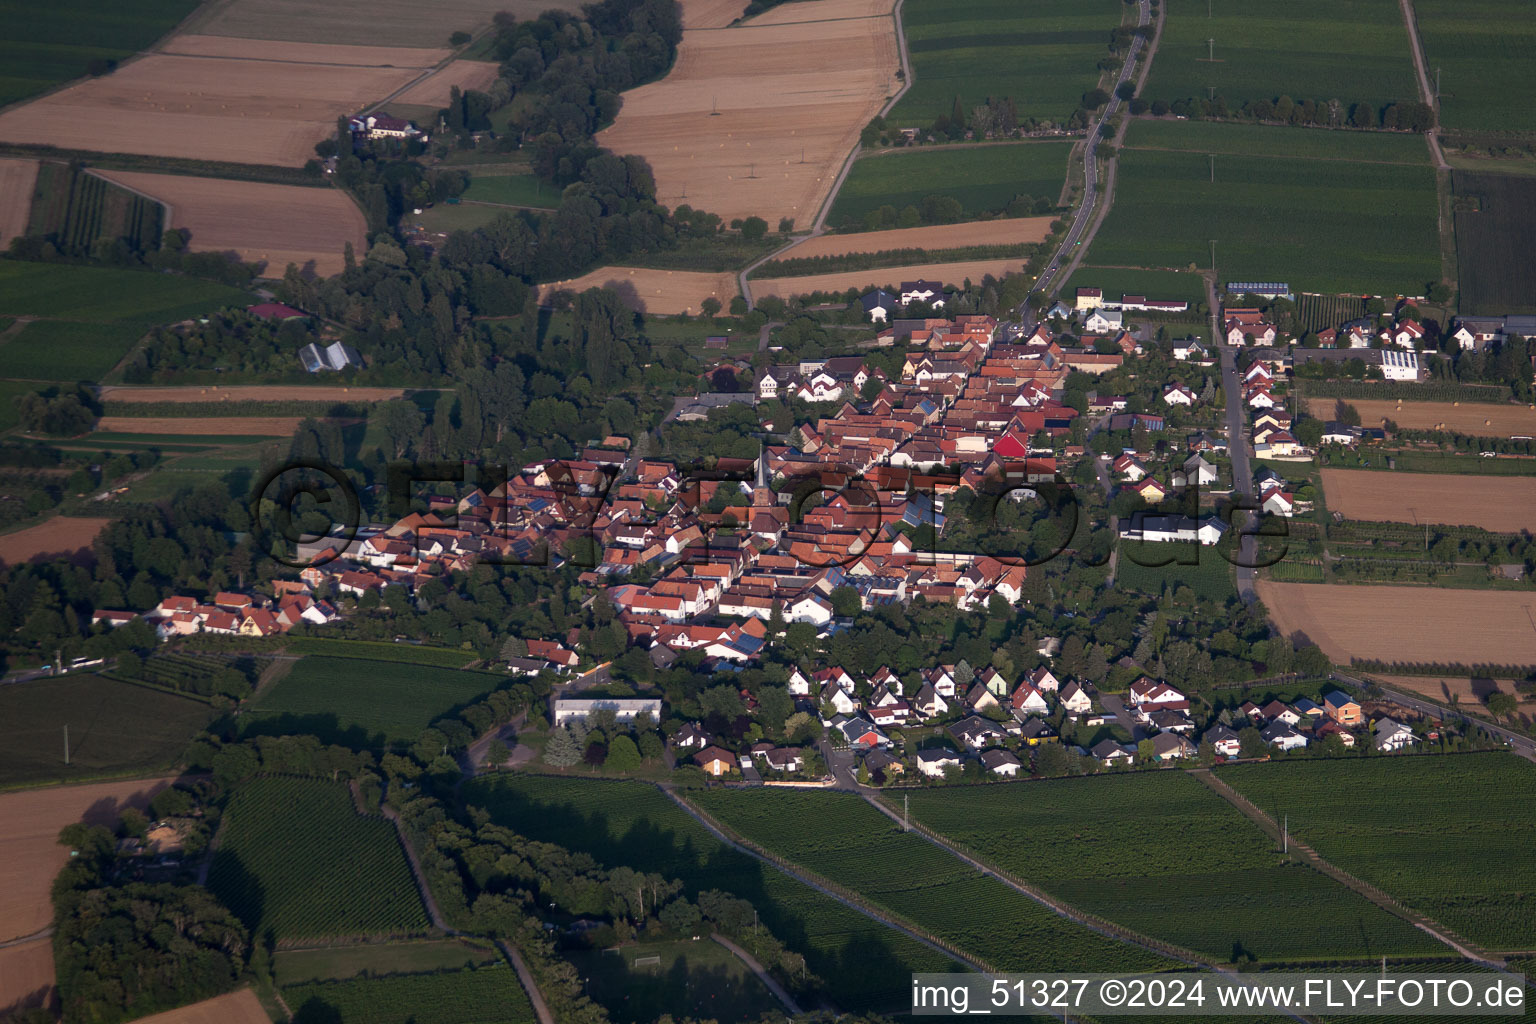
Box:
980 748 1022 777
1162 383 1195 406
1059 680 1092 714
1025 666 1060 693
821 682 857 715
1260 720 1308 751
1203 724 1242 758
1091 738 1133 766
1130 678 1190 712
861 289 898 322
1084 308 1124 334
1183 454 1218 485
787 668 813 697
1374 717 1418 752
1173 340 1210 363
916 749 963 778
900 280 946 308
1011 684 1049 715
1246 387 1277 409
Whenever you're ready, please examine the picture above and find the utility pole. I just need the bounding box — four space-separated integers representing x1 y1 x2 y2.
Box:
1209 239 1217 273
1434 67 1441 105
1206 38 1215 61
903 793 910 831
1207 85 1215 103
64 724 70 765
1207 0 1211 15
1282 813 1287 854
1209 154 1214 182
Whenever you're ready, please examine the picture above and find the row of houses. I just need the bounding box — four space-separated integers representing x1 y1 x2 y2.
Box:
94 586 339 640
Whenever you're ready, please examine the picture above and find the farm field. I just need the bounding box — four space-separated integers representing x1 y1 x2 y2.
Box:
791 216 1054 258
207 776 428 941
1452 171 1536 315
0 940 53 1018
1410 0 1536 134
888 0 1123 124
0 53 421 167
751 258 1029 301
0 319 153 381
898 773 1441 961
1090 121 1439 294
0 777 173 941
94 171 367 277
392 60 501 108
180 0 576 46
1365 673 1523 706
464 775 959 1013
94 415 306 436
460 174 559 210
122 988 270 1024
568 938 771 1024
0 674 210 786
283 964 536 1024
537 267 736 316
691 788 1177 973
1320 469 1536 532
595 0 900 228
158 35 445 66
0 158 38 249
280 637 481 667
0 262 250 324
100 384 404 403
1255 580 1536 664
274 939 499 986
1116 540 1238 603
1125 119 1433 164
1063 266 1208 305
239 656 504 750
25 163 163 257
0 517 112 566
1219 753 1536 950
829 143 1072 228
1145 0 1416 111
0 0 200 107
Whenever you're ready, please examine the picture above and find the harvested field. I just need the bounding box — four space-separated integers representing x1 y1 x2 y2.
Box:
125 988 270 1024
158 35 448 66
93 171 366 277
788 217 1052 259
746 0 895 23
0 941 53 1017
0 778 173 942
750 257 1028 300
99 385 405 402
0 517 111 565
1306 397 1536 437
538 267 737 316
685 0 748 27
597 0 900 228
1320 469 1536 533
0 158 38 250
0 55 421 167
1367 674 1523 706
1255 581 1536 665
392 60 502 109
182 0 582 46
94 416 304 435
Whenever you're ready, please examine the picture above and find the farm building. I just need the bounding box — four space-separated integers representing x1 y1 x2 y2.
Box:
552 697 664 727
1225 281 1293 302
1379 348 1421 382
299 341 363 373
349 113 426 141
248 302 309 321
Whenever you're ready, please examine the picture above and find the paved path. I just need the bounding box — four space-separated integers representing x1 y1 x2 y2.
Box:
711 933 803 1014
1216 339 1258 604
498 940 557 1024
1397 0 1449 172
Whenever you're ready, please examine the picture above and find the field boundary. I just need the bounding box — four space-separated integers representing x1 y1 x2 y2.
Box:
83 168 172 236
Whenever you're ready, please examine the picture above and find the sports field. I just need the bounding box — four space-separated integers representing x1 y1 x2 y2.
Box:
1306 397 1536 436
830 143 1071 227
1146 0 1416 111
1452 171 1536 315
0 0 200 107
751 257 1027 301
1091 120 1439 294
1321 470 1536 532
888 0 1123 124
537 267 737 316
1411 0 1536 134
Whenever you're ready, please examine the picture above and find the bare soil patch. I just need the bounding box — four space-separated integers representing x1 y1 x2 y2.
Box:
0 778 174 942
99 385 405 403
159 35 448 66
125 989 270 1024
182 0 582 46
94 170 366 277
392 60 502 108
751 257 1029 300
0 158 39 250
0 55 421 167
597 0 899 228
0 517 111 565
744 0 897 23
787 217 1053 259
95 416 304 435
1320 469 1536 532
1255 580 1536 665
1307 398 1536 436
0 941 54 1017
684 0 750 28
538 267 738 316
1367 673 1523 705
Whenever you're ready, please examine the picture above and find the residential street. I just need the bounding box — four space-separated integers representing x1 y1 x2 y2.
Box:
1216 337 1258 604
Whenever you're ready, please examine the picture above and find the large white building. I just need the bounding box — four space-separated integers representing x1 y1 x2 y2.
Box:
552 698 663 727
1379 348 1420 382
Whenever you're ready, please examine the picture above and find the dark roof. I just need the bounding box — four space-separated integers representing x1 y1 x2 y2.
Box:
248 302 308 320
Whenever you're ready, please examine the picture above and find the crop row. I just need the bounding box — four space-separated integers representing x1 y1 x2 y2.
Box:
282 965 536 1024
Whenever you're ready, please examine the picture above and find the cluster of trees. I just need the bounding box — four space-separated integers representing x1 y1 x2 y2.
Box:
1132 94 1435 132
125 307 322 383
1430 334 1535 402
8 225 259 288
15 383 98 436
844 191 1054 233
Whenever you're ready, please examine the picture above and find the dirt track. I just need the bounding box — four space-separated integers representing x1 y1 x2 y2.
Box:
95 416 305 436
777 218 1053 260
1320 469 1536 532
94 170 366 277
0 158 38 250
100 385 405 403
751 257 1029 299
538 266 738 315
0 517 111 566
1307 398 1536 437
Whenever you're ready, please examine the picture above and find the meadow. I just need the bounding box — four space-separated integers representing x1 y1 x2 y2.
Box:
1117 540 1238 603
281 636 481 667
567 938 771 1024
283 964 536 1024
463 775 958 1013
1452 171 1536 314
0 674 210 788
239 656 504 750
1063 266 1208 306
1091 121 1440 294
889 0 1124 124
830 143 1071 228
898 773 1441 962
1411 0 1536 134
0 0 200 107
460 174 559 210
208 776 428 940
274 939 500 986
690 788 1177 974
1145 0 1416 111
1219 753 1536 951
0 320 150 381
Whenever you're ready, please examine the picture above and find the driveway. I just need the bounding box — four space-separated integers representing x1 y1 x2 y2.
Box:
1099 693 1147 742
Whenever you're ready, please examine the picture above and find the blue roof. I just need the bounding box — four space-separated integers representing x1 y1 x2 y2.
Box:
1324 690 1357 707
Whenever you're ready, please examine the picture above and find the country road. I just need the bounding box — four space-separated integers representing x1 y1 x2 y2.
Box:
1397 0 1449 171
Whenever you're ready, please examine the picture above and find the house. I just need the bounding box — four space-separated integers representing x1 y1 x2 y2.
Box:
980 748 1023 777
1173 339 1210 362
674 722 709 749
349 112 426 140
1149 709 1195 733
1203 724 1242 758
1150 733 1195 761
1010 684 1049 716
787 668 813 697
916 749 963 778
1393 320 1426 349
1313 719 1357 747
1075 287 1103 312
861 289 898 323
1293 697 1324 718
863 748 904 776
1261 720 1308 751
900 280 946 308
1025 666 1060 693
1090 738 1134 766
299 340 363 373
1245 386 1277 409
949 715 1006 750
553 698 663 727
1059 681 1092 715
1129 678 1190 713
91 609 137 628
1324 690 1362 725
1112 454 1149 482
1374 717 1417 752
694 746 738 776
1225 315 1278 346
912 682 950 719
1131 478 1168 502
821 682 858 716
1118 512 1227 546
762 747 805 772
1260 700 1301 726
1083 309 1124 334
835 715 888 749
1183 454 1218 485
247 302 308 321
1321 422 1357 446
1162 383 1195 406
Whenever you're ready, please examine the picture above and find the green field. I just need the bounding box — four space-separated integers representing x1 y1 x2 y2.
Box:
240 656 504 749
1146 0 1417 111
1091 121 1439 294
1063 266 1209 306
1117 540 1238 603
1412 0 1536 134
567 939 772 1024
208 776 428 940
275 939 500 986
0 319 154 381
0 673 211 787
898 773 1441 962
888 0 1124 124
0 0 200 107
1219 753 1536 951
690 788 1177 974
460 174 559 210
284 964 536 1024
463 775 958 1013
1452 171 1536 314
830 143 1071 228
0 262 251 323
27 162 163 256
281 636 482 666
